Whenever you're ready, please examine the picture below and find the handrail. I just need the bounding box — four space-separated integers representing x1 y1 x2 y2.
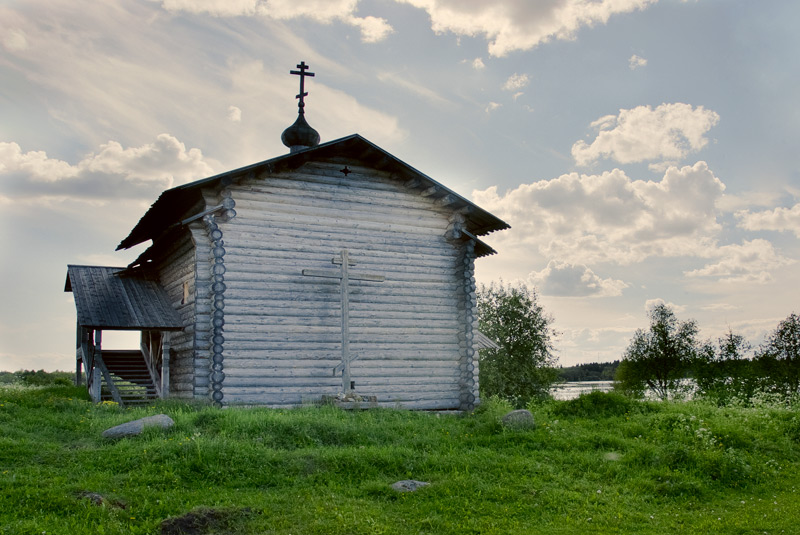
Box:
140 341 162 398
94 352 124 405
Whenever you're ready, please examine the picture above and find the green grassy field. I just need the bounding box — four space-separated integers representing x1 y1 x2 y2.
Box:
1 384 798 534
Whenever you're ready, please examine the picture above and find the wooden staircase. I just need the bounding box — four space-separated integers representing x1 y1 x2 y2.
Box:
100 350 159 405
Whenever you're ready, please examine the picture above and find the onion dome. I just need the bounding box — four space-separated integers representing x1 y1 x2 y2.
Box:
281 112 320 153
282 61 321 153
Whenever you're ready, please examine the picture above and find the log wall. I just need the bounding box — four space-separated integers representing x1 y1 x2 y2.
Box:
211 160 476 408
154 225 211 398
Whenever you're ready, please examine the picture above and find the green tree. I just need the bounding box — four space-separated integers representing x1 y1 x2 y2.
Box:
695 329 759 404
615 304 700 400
477 281 558 406
756 312 800 397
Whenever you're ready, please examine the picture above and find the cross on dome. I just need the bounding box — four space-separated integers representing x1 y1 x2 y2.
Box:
281 60 321 152
290 61 315 114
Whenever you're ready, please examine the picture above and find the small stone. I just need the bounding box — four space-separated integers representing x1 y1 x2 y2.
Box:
391 480 430 492
102 414 175 439
501 409 535 430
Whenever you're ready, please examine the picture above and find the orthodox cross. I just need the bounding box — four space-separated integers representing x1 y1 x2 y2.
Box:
290 61 314 113
302 249 385 394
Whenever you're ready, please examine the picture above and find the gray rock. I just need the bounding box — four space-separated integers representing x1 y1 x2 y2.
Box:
391 480 430 492
501 409 535 430
102 414 175 439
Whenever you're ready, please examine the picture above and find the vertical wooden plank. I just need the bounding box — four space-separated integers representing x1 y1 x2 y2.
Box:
341 249 351 393
75 322 82 386
161 331 171 399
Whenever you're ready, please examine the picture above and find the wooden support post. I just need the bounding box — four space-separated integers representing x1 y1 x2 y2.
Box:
75 323 82 387
161 331 170 399
91 368 101 403
93 330 123 405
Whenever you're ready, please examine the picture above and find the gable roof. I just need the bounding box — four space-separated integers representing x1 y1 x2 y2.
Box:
65 265 183 331
117 134 509 254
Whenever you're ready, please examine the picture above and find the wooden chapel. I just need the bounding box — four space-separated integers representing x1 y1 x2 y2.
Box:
65 61 508 409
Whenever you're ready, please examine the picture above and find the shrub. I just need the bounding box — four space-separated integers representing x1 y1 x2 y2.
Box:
551 391 644 418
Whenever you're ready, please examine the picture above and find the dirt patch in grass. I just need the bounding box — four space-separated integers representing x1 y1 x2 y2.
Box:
160 506 255 535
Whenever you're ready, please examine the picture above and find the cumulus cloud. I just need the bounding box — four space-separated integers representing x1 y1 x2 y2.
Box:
685 239 794 284
485 102 502 113
472 57 485 70
644 298 686 314
397 0 657 56
2 28 28 51
528 260 628 297
473 161 725 265
736 203 800 237
503 73 529 91
0 134 216 202
571 103 720 167
628 54 647 69
157 0 393 43
227 105 242 122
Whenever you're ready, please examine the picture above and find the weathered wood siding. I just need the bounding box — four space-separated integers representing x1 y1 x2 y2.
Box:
153 225 212 398
212 160 473 408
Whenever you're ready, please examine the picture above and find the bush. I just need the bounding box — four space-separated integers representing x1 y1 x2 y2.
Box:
0 370 73 386
551 391 645 418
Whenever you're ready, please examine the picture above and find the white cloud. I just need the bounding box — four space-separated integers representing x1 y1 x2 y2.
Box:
644 298 686 314
736 203 800 237
2 28 28 51
0 134 216 202
685 239 795 284
157 0 394 43
717 190 784 212
377 71 454 107
346 14 394 42
628 54 647 69
701 303 740 312
397 0 657 57
227 105 242 122
528 260 628 297
472 57 485 70
485 102 502 113
473 161 725 265
571 103 720 167
503 73 529 91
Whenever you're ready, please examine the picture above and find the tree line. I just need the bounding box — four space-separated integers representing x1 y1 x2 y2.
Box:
616 303 800 403
477 281 799 407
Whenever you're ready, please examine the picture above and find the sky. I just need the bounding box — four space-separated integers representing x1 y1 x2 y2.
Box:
1 0 799 371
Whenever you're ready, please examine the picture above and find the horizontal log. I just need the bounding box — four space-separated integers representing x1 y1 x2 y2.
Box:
222 333 458 348
224 264 458 285
234 182 451 217
222 226 455 257
223 301 457 315
222 341 458 353
221 360 461 371
221 289 460 307
223 376 460 389
223 324 458 337
233 196 448 231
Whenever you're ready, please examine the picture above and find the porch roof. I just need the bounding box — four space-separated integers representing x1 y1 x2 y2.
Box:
65 265 183 331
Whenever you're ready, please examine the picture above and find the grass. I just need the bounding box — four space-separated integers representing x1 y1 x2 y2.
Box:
0 386 798 534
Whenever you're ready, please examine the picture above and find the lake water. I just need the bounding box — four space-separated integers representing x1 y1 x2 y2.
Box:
551 381 615 400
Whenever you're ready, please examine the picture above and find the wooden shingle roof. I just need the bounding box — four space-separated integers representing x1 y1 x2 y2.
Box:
116 134 509 256
65 265 182 331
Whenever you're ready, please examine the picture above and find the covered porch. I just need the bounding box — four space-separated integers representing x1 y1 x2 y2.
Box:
65 265 183 406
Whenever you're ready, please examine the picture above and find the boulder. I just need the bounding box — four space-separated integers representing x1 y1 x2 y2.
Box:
501 409 535 430
102 414 175 439
391 480 430 492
